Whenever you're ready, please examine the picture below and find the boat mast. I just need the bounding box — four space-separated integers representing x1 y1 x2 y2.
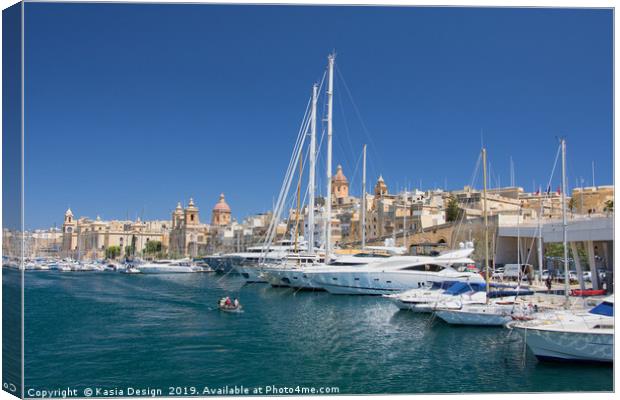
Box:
537 185 544 281
325 53 335 258
361 144 367 249
482 148 489 299
293 147 302 255
561 138 569 305
308 83 318 255
403 190 407 250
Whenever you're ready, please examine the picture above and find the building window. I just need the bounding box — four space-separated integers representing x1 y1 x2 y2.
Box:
191 215 194 222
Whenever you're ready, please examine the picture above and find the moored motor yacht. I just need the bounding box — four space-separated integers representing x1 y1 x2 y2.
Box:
305 245 484 295
137 259 203 274
262 250 393 289
434 300 534 326
507 296 613 363
383 280 487 312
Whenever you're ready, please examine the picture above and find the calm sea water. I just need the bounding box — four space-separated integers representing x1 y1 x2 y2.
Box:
13 269 613 395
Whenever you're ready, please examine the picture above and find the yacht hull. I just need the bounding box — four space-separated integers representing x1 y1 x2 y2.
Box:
138 266 196 274
310 271 481 296
237 265 268 283
513 327 613 363
434 309 512 326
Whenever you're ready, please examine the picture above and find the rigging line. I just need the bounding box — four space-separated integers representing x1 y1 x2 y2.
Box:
265 73 328 254
270 71 326 235
262 100 313 255
519 142 563 268
348 148 364 197
544 142 562 200
266 113 308 243
451 151 482 248
334 76 359 177
335 64 385 178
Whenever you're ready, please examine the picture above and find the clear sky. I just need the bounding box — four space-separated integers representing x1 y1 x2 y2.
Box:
23 4 613 229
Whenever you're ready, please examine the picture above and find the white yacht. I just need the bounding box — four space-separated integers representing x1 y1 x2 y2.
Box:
383 280 487 312
305 246 484 295
262 251 393 289
434 300 533 326
233 240 315 283
137 259 204 274
508 296 613 363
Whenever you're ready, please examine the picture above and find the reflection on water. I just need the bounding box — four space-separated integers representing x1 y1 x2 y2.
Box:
21 271 612 394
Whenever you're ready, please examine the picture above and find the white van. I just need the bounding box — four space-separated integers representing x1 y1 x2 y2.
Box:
502 264 533 280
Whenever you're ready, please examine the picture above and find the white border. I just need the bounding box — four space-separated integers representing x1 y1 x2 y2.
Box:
0 1 616 400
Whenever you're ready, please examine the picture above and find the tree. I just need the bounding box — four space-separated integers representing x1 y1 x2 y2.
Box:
568 197 576 213
145 240 162 255
604 200 613 213
105 246 121 260
446 196 461 222
124 245 135 258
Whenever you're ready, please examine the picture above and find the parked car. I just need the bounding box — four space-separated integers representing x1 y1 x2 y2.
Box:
556 271 578 283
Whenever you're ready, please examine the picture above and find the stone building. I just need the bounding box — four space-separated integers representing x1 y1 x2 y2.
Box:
570 186 614 215
169 198 209 258
61 208 169 260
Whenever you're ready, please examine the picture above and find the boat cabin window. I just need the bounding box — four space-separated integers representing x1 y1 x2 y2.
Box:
330 262 366 266
354 253 391 258
402 264 444 272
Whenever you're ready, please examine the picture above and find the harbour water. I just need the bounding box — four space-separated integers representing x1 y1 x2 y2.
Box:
12 270 612 395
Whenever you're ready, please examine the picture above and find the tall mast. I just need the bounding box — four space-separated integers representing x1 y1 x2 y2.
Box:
403 191 408 250
361 144 367 249
537 185 544 280
308 83 317 255
561 138 569 305
325 53 335 257
482 148 489 299
293 153 302 255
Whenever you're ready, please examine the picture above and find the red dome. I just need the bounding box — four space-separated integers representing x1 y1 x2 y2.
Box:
213 193 231 212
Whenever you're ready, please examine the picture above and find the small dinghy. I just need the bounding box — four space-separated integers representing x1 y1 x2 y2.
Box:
218 297 243 313
121 266 141 274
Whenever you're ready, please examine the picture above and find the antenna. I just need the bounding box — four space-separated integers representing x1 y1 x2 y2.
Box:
510 156 515 187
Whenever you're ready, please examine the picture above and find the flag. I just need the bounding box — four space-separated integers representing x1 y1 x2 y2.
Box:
556 186 561 195
546 185 551 195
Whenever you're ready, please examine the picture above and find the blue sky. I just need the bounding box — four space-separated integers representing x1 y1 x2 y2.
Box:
24 4 612 229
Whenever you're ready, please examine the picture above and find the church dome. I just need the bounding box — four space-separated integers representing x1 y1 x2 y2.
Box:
213 193 231 212
174 202 184 215
334 165 348 184
65 208 73 217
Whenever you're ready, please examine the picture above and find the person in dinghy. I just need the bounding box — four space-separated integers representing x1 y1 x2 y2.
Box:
218 296 242 312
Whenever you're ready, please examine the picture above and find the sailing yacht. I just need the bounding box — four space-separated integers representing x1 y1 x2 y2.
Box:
433 147 535 326
508 297 613 362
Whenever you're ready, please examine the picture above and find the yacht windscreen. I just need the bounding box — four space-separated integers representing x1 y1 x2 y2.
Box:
445 282 485 295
